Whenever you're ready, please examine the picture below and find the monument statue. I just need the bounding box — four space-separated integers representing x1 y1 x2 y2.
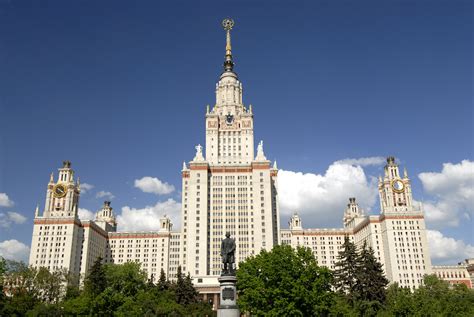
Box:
221 232 236 275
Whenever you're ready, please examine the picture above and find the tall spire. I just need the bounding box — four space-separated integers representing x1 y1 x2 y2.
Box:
222 18 235 72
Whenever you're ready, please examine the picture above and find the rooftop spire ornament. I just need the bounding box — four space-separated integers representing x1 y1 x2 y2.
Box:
222 18 235 72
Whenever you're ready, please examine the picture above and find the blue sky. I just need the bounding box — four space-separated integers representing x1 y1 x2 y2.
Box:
0 0 472 265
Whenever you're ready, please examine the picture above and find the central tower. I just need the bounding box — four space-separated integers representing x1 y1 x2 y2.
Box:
205 18 254 165
180 19 280 278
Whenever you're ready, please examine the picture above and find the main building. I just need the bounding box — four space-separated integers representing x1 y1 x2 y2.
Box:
29 20 467 304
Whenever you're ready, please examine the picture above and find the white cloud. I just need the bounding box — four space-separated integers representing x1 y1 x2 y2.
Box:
6 212 26 224
78 208 95 221
0 193 14 207
96 191 115 200
117 198 181 232
79 183 94 194
427 230 474 264
134 177 175 195
0 211 27 228
0 239 30 263
419 160 474 227
278 159 379 228
335 156 386 167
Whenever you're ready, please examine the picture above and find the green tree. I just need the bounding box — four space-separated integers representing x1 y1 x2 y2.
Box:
333 236 359 302
157 267 170 291
353 242 389 314
446 283 474 316
2 265 40 315
382 283 414 316
104 261 147 297
237 244 334 316
0 257 6 313
90 287 126 315
25 303 62 317
84 257 107 297
183 301 215 317
34 267 65 303
5 259 28 273
146 272 156 290
62 269 81 300
0 257 6 277
328 293 358 317
174 266 198 305
411 274 474 316
183 273 199 304
413 274 451 315
115 289 187 317
62 294 91 316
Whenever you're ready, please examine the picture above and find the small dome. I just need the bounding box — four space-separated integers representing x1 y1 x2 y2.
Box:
219 71 238 82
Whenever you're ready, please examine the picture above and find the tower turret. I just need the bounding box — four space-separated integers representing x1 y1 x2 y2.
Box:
378 156 416 213
159 215 173 233
205 18 255 165
289 213 303 231
43 161 80 218
343 197 364 228
95 201 117 232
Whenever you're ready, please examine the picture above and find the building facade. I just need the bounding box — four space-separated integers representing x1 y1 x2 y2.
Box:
432 263 472 288
29 21 447 295
282 157 433 290
179 19 279 281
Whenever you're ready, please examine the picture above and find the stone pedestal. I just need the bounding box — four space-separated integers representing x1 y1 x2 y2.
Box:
217 275 240 317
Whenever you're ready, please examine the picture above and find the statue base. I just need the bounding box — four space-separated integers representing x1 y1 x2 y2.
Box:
217 275 240 317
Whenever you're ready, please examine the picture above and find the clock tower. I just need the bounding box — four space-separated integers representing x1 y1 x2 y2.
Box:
378 156 414 213
43 160 80 218
377 157 432 287
30 161 83 275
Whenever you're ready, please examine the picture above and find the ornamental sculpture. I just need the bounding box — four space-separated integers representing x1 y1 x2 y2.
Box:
221 232 236 275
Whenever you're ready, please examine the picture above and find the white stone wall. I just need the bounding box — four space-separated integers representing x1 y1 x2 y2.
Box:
180 163 209 276
29 218 83 276
352 217 386 268
181 163 279 277
108 232 171 281
283 210 432 289
281 158 433 290
432 265 472 288
379 214 432 288
168 233 181 279
282 227 349 270
80 221 109 277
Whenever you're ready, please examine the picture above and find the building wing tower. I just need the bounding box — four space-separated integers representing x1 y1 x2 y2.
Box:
180 19 280 278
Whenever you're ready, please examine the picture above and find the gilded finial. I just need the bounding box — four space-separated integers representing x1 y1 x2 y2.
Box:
222 18 235 72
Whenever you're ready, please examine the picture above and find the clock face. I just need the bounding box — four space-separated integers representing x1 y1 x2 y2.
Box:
392 179 405 193
53 184 67 198
226 114 234 125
